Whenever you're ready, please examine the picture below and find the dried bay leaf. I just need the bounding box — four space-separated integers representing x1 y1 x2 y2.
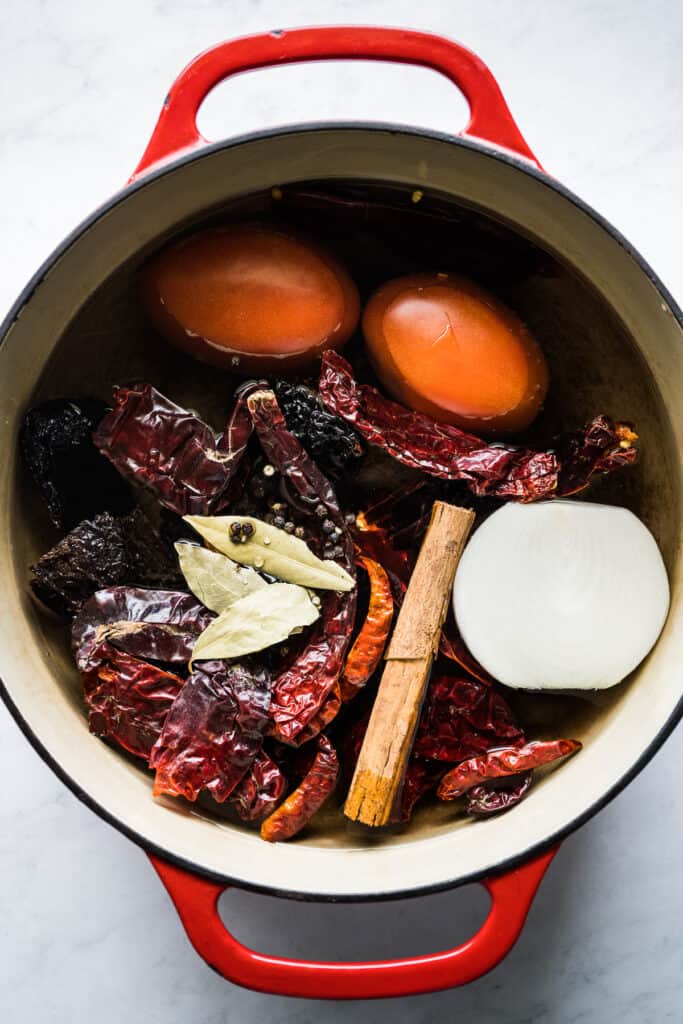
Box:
191 582 320 663
175 542 267 613
184 515 355 592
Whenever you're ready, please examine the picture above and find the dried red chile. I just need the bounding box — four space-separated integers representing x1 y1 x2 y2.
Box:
246 386 357 742
260 734 339 842
72 586 213 672
466 772 533 816
83 643 184 760
437 738 582 801
230 750 287 822
20 397 132 530
319 351 637 501
413 673 524 763
93 383 253 515
150 660 271 803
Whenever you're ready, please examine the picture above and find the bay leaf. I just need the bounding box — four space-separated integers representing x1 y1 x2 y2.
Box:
175 542 267 613
190 582 320 663
184 515 355 592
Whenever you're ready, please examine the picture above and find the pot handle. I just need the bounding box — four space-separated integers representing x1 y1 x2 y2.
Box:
148 845 557 998
131 26 540 180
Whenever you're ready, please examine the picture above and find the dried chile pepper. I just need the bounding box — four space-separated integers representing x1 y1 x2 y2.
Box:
319 351 637 501
83 643 184 760
438 624 495 687
230 750 287 822
260 734 339 842
293 681 342 746
150 659 271 803
30 510 184 619
413 673 523 763
93 383 253 515
20 397 132 530
437 738 582 801
395 757 446 823
340 555 394 702
245 386 357 742
72 586 213 672
273 379 364 479
466 772 533 817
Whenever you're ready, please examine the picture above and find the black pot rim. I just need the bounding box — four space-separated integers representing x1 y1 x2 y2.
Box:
2 120 682 903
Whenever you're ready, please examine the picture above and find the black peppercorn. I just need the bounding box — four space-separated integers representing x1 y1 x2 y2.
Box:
315 504 327 518
321 519 335 535
284 521 295 534
242 522 254 538
344 512 357 525
273 515 286 529
323 545 334 560
332 544 344 558
294 526 306 539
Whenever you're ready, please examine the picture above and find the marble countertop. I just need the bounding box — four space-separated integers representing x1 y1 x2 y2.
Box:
1 1 682 1020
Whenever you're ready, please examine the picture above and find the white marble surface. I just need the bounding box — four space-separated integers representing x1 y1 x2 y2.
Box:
1 1 682 1020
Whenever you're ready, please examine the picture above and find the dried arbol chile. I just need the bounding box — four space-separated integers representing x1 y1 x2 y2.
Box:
150 659 271 803
83 643 184 760
413 673 524 763
340 555 394 702
260 734 339 842
437 738 582 801
72 587 213 672
320 351 637 501
246 386 357 741
230 750 287 822
93 383 253 515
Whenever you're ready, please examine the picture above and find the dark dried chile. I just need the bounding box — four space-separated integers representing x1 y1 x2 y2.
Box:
260 734 339 842
273 379 364 479
230 750 288 822
437 739 582 801
30 510 184 619
466 772 533 816
413 673 524 763
93 383 252 515
150 660 271 803
83 642 184 760
319 351 637 501
20 397 132 530
395 757 446 823
246 387 357 742
72 586 213 672
340 555 394 702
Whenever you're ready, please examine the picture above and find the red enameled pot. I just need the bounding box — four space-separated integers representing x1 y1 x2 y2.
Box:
1 26 682 1000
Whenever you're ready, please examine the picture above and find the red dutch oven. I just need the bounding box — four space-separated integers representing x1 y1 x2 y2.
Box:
1 26 682 1000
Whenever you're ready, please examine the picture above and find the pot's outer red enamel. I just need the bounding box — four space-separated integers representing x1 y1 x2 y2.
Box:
1 26 682 1000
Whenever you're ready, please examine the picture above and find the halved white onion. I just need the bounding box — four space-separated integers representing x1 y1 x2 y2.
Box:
453 500 670 690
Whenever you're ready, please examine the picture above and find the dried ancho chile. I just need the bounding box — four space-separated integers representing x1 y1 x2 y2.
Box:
20 397 132 530
94 383 253 515
320 351 637 501
273 379 364 479
150 659 271 803
83 642 184 760
31 510 184 618
72 586 213 672
260 734 339 842
466 772 533 817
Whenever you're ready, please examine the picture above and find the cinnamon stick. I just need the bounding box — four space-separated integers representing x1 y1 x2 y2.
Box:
344 501 475 827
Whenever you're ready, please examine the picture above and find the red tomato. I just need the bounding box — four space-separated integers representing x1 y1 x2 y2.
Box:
140 224 360 374
362 272 549 435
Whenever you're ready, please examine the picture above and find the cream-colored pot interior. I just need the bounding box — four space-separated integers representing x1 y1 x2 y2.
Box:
1 128 681 900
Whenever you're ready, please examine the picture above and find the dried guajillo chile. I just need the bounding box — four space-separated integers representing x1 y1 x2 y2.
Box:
413 673 524 763
83 643 184 759
230 750 287 822
150 659 271 803
320 351 638 501
340 555 394 702
20 397 133 530
437 738 582 801
466 772 533 817
246 386 357 742
260 735 339 842
94 383 253 515
72 587 213 672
